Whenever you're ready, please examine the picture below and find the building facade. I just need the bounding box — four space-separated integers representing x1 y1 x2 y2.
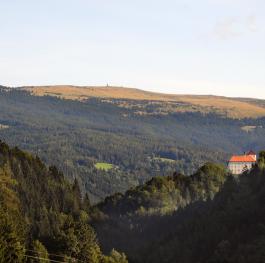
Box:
228 151 257 175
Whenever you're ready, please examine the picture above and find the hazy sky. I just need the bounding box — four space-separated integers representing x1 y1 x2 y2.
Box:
1 0 265 98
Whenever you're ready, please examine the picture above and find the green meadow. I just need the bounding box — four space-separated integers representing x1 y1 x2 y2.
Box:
95 162 114 171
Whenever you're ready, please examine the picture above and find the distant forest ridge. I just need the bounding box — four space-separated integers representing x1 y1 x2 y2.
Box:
20 85 265 119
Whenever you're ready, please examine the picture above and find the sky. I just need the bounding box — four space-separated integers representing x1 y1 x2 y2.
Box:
1 0 265 98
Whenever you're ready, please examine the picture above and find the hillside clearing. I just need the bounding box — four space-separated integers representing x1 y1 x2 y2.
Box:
95 162 114 171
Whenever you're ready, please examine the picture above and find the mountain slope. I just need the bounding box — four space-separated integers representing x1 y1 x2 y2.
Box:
95 162 227 216
143 160 265 263
0 140 127 263
92 163 228 260
93 155 265 263
23 85 265 118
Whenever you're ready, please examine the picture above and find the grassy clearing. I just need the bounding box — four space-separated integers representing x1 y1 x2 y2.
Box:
95 162 114 171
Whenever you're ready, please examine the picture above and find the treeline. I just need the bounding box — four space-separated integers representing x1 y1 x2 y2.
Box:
0 140 127 263
93 154 265 263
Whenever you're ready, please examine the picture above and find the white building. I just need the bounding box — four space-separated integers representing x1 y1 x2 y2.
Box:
228 151 257 175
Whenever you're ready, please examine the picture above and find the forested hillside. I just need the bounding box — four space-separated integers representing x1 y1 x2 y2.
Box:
95 163 227 216
1 86 265 202
93 154 265 263
0 140 127 263
1 139 265 263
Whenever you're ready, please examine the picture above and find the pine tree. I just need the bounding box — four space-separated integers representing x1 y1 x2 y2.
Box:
31 240 50 263
72 178 82 212
83 193 91 211
0 209 25 263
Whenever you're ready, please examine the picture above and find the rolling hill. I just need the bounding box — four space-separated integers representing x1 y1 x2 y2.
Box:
23 85 265 119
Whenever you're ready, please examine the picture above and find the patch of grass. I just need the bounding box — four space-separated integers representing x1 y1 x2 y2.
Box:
95 162 113 171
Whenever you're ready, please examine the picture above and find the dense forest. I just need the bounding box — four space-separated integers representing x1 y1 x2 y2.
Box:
93 153 265 263
0 140 127 262
1 139 265 262
1 86 265 202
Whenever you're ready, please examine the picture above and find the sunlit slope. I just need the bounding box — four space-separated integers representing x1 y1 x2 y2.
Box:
23 85 265 118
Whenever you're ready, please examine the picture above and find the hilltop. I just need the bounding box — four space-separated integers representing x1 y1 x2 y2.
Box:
22 85 265 119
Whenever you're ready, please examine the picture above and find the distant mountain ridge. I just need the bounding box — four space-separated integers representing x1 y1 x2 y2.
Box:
21 85 265 119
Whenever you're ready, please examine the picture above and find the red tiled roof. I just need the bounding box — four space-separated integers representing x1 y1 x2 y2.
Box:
229 155 256 163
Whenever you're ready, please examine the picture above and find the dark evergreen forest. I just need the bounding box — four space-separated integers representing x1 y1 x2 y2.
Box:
2 139 265 262
93 153 265 263
0 140 127 262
